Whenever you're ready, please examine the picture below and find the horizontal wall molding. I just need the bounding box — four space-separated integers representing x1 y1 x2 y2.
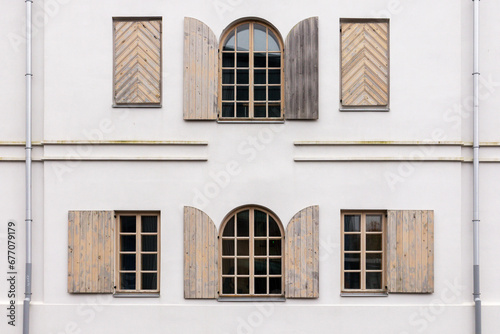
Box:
294 157 499 163
0 157 206 162
294 141 500 147
0 140 208 146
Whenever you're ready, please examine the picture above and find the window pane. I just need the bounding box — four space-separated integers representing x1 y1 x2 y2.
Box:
254 70 266 84
254 86 266 101
344 272 360 289
141 216 157 232
366 234 382 251
268 217 280 236
222 53 234 67
269 277 281 294
141 254 157 271
254 210 267 236
268 53 281 67
366 253 382 270
269 258 281 275
344 253 360 270
366 272 382 290
268 30 280 51
222 239 234 255
344 235 360 251
366 215 382 232
268 69 280 84
222 86 234 101
254 258 267 275
237 239 249 256
223 217 235 237
255 277 267 294
120 216 136 232
141 273 157 290
254 239 267 255
236 24 249 51
269 239 281 255
120 254 136 270
222 258 235 275
237 258 249 275
268 86 280 101
222 277 234 294
237 70 249 84
223 31 235 51
254 52 266 67
254 104 266 118
237 211 249 236
237 277 250 294
268 104 281 117
120 235 136 251
237 53 249 67
142 235 157 252
222 69 234 84
344 215 360 232
236 103 249 117
254 24 267 51
120 273 135 290
236 86 249 101
222 103 234 117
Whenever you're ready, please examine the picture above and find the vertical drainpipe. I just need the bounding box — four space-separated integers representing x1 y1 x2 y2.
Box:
23 0 33 333
472 0 481 333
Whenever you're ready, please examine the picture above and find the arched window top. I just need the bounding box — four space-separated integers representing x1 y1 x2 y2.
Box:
220 20 283 53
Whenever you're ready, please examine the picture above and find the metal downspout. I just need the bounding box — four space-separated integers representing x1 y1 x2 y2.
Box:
23 0 33 333
472 0 481 333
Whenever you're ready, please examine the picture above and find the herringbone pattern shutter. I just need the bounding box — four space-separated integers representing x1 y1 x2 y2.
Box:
341 21 389 107
114 19 162 105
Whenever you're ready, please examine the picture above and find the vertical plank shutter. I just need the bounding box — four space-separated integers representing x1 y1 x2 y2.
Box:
183 18 218 120
387 210 434 293
285 17 319 120
68 211 114 293
184 207 218 298
285 205 319 298
114 19 162 105
341 20 389 107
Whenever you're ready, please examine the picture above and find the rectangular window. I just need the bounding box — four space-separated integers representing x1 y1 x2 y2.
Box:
340 19 389 111
341 211 385 292
113 17 162 107
116 212 160 294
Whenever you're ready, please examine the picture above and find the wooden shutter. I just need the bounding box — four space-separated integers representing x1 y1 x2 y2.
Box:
68 211 114 293
113 18 162 106
184 207 218 298
183 18 218 120
387 210 434 293
341 20 389 107
285 17 319 120
285 205 319 298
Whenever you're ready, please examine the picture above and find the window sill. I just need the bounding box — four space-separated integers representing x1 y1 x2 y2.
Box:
217 120 285 124
218 296 286 302
113 293 160 298
339 107 389 112
340 292 388 297
112 104 162 108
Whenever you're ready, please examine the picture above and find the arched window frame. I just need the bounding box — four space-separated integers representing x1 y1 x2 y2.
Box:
219 205 285 297
218 19 285 121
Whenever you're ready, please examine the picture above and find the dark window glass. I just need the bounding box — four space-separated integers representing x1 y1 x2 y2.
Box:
222 103 235 117
142 235 157 252
269 239 281 255
268 69 280 84
236 86 249 101
237 69 249 84
366 253 382 270
268 53 281 67
344 253 360 270
141 273 157 290
269 258 281 275
269 277 281 294
366 234 382 251
344 215 360 232
120 254 136 270
222 239 234 256
254 86 266 101
120 273 136 290
237 259 249 275
268 86 280 101
222 53 234 67
254 104 266 117
223 217 235 236
254 258 267 275
366 215 382 232
237 211 249 236
236 103 249 117
254 53 266 67
254 239 267 255
223 31 235 51
268 217 280 236
222 258 235 275
222 86 234 100
237 277 250 294
120 235 136 251
254 69 266 84
223 277 234 294
237 239 249 256
222 69 235 84
366 272 382 289
120 216 136 232
237 53 249 67
141 216 157 232
141 254 157 271
254 210 267 236
344 272 360 289
344 235 361 251
255 277 267 294
268 104 280 117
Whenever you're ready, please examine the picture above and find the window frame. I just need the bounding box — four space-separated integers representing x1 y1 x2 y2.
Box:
115 211 161 295
218 19 285 121
341 210 386 293
219 206 285 297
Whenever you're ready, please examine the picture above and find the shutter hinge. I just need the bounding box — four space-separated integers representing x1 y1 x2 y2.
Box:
217 235 220 239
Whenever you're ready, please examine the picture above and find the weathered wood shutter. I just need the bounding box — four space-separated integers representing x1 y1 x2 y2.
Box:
184 207 219 298
341 20 389 107
386 210 434 293
183 18 218 120
285 205 319 298
68 211 114 293
285 17 319 120
113 18 162 105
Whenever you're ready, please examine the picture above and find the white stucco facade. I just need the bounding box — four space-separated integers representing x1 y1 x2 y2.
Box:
1 0 500 333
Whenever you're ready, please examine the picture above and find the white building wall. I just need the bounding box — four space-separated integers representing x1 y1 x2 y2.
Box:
1 0 499 333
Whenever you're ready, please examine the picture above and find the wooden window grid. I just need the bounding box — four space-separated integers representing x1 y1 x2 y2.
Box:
341 211 385 292
219 21 284 120
115 212 160 294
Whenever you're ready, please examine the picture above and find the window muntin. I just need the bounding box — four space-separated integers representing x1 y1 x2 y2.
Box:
116 213 160 293
220 207 284 296
341 211 385 292
220 22 284 120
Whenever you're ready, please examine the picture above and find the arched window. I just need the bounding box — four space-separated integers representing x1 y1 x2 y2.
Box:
220 206 284 296
219 21 284 120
